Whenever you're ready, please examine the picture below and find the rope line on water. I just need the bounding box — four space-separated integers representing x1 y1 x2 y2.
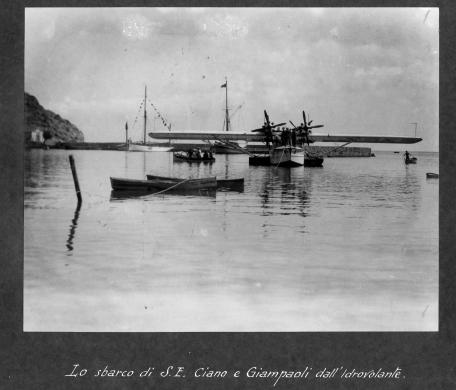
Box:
148 178 193 196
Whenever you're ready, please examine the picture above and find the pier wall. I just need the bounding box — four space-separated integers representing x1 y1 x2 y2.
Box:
304 145 372 157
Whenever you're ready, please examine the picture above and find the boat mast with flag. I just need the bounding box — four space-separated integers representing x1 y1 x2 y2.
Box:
213 78 246 154
127 85 173 152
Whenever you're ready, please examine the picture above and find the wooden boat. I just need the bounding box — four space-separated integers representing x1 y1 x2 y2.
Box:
110 188 216 199
147 174 244 191
173 151 215 163
426 172 439 179
216 177 244 187
111 176 217 192
216 178 244 191
405 156 417 164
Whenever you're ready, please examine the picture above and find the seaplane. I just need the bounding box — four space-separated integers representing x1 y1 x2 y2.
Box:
148 108 422 167
146 79 421 165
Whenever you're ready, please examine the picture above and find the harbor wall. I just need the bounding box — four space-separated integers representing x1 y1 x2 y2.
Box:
304 145 372 157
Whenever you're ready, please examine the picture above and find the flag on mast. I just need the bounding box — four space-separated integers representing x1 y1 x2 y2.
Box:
220 82 227 88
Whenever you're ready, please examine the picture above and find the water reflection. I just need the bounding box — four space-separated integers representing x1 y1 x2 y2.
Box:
66 201 81 253
257 167 311 218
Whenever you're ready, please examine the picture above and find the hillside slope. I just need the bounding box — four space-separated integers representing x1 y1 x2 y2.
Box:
25 93 84 142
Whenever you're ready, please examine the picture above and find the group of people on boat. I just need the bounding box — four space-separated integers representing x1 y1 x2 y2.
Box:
266 128 298 148
186 148 213 160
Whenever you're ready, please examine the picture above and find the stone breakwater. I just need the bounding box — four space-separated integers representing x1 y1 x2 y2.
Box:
304 145 372 157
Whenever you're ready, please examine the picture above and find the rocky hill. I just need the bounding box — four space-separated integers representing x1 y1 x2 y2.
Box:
25 92 84 143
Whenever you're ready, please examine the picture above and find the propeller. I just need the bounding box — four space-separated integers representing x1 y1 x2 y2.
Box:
302 110 324 130
251 110 286 132
289 110 324 146
249 110 289 147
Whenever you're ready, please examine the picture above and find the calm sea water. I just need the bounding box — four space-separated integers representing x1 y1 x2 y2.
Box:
24 149 438 331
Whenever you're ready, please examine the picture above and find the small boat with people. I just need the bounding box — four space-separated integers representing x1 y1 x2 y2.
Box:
174 149 215 163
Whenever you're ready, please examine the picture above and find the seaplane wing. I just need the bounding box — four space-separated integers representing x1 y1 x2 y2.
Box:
309 135 422 144
149 131 422 144
149 131 265 142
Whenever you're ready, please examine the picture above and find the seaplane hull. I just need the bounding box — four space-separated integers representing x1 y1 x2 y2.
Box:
269 147 304 167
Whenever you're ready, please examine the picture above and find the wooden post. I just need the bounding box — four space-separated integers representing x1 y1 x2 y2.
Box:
69 155 82 203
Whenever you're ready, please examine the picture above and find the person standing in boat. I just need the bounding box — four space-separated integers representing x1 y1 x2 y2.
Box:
405 150 410 160
291 128 297 147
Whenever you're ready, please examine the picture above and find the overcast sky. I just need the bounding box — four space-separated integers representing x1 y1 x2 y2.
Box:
25 7 438 151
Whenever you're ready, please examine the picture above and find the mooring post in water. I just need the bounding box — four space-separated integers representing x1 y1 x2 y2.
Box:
69 155 82 203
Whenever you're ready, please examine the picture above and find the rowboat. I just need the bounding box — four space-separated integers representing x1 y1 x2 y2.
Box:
147 174 244 191
110 188 216 199
426 172 439 179
216 178 244 191
405 157 417 164
110 176 217 192
174 152 215 163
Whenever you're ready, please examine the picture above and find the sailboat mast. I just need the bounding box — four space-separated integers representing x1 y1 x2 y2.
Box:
225 77 230 132
143 85 147 144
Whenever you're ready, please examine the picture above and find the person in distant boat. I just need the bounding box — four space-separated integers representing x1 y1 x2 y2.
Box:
405 150 410 160
196 149 202 159
273 135 280 146
187 149 193 158
203 150 208 159
291 129 297 147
